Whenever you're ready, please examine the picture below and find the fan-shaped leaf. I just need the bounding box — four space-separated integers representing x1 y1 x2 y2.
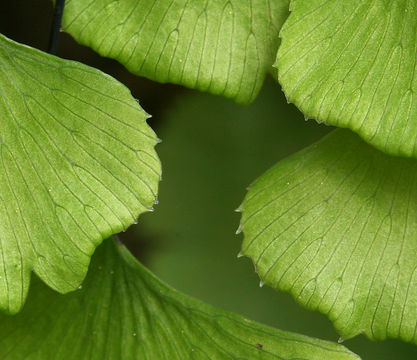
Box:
0 34 160 313
277 0 417 157
0 238 360 360
60 0 289 104
240 129 417 343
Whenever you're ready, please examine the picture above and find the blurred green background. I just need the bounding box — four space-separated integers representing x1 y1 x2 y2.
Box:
2 1 417 359
131 80 417 360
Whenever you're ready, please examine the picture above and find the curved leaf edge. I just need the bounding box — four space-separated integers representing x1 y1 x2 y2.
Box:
117 239 362 359
237 129 416 344
0 33 161 314
273 0 417 160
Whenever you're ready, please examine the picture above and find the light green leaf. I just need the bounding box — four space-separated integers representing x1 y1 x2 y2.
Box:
239 129 417 343
60 0 289 104
0 34 160 314
277 0 417 157
0 238 360 360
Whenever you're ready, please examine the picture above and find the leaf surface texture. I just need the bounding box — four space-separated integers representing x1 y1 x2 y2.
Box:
240 130 417 343
0 34 160 313
61 0 289 104
0 239 360 360
277 0 417 157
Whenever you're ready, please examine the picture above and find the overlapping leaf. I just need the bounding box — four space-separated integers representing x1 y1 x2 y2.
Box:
0 34 160 313
0 238 360 360
277 0 417 157
240 129 417 343
60 0 289 104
